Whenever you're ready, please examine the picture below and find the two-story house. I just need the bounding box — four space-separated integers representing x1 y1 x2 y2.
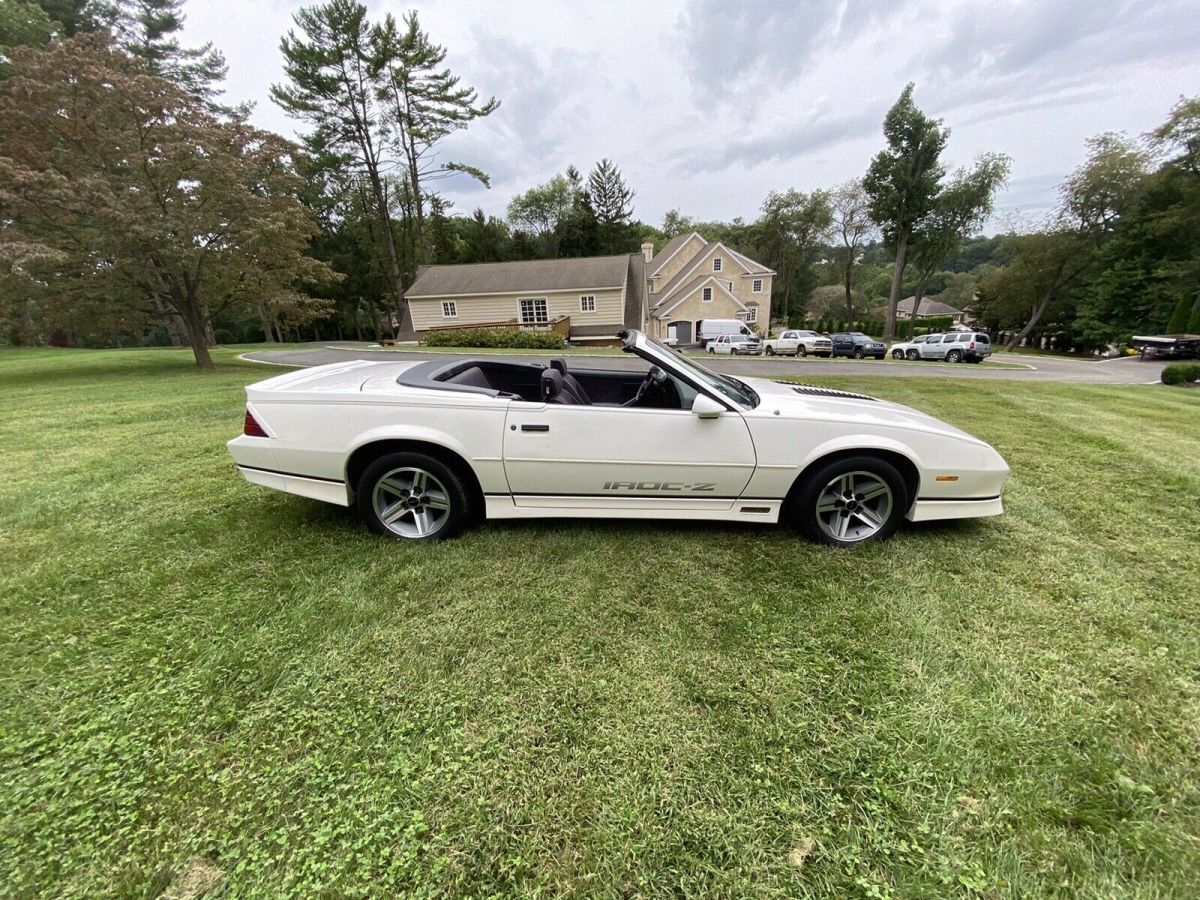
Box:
402 232 774 345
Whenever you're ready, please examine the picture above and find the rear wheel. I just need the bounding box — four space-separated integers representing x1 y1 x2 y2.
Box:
358 452 469 541
906 349 919 360
946 349 962 363
790 456 909 547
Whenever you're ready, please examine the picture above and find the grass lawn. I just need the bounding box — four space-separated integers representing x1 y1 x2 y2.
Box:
1 347 1198 898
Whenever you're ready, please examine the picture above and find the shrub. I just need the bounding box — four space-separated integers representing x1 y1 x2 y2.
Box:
1161 363 1200 386
423 327 565 350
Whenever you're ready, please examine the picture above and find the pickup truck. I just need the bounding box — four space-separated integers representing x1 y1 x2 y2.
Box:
762 329 833 357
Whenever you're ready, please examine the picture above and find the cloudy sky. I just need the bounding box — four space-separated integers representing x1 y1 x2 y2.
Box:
187 0 1200 232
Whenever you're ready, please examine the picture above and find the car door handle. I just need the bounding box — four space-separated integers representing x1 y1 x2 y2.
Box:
521 424 550 432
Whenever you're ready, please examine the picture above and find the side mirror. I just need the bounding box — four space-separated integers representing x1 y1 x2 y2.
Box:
691 394 725 419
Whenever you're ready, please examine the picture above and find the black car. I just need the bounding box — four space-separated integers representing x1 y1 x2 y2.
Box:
830 332 886 360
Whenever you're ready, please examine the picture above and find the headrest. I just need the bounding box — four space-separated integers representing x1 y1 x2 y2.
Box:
550 358 567 376
540 367 563 400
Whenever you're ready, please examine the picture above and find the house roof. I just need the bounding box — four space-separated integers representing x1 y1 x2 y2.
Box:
405 255 632 298
647 232 702 276
897 296 964 316
653 274 747 318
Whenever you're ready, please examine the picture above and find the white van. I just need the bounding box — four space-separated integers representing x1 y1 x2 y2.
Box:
697 318 753 348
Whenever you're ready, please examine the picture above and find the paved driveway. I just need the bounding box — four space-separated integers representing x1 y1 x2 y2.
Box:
242 344 1168 384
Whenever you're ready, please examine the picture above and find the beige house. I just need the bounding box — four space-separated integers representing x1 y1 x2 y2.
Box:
403 233 774 345
897 296 969 325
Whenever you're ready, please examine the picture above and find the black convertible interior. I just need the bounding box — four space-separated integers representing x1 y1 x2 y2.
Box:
401 357 695 409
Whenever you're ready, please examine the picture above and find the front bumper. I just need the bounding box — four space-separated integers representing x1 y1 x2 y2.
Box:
907 496 1003 522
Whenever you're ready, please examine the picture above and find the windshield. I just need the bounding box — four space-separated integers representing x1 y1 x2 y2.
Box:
645 336 758 409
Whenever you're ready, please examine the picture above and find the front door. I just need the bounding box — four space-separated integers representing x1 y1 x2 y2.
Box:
502 402 756 507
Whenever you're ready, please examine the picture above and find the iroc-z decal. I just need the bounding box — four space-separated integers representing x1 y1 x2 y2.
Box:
602 481 717 492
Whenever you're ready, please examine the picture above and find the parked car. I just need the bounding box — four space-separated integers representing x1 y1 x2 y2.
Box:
707 333 762 355
889 334 938 360
227 329 1009 546
918 332 992 363
763 329 833 357
697 318 754 349
830 332 886 359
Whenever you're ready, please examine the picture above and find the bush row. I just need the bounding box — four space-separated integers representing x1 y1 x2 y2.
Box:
807 315 956 338
1161 363 1200 385
423 327 565 349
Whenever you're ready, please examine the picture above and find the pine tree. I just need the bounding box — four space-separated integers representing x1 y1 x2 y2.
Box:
587 158 635 254
372 10 498 265
111 0 228 108
1166 295 1191 333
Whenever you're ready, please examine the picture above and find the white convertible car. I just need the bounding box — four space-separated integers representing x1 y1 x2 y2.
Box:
227 330 1008 546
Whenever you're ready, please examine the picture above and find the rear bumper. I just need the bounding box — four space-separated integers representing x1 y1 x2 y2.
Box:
906 496 1003 522
236 464 351 506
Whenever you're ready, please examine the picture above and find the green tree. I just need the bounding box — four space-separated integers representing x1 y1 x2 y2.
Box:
661 208 695 236
33 0 106 35
903 153 1010 332
111 0 228 107
507 173 576 257
273 0 410 331
863 83 949 339
829 179 877 325
587 158 636 253
0 1 54 58
1166 295 1192 333
0 36 333 367
755 188 832 326
371 10 497 265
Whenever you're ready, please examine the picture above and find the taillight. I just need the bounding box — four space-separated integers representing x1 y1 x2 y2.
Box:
243 409 269 437
968 341 975 350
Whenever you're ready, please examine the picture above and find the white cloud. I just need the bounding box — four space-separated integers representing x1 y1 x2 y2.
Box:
182 0 1200 232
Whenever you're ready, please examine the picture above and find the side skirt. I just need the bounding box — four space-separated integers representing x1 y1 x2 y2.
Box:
485 495 781 523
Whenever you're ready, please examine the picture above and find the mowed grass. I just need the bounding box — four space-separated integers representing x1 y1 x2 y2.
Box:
1 347 1198 898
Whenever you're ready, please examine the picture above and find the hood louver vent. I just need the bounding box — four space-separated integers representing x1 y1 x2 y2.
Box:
780 383 877 402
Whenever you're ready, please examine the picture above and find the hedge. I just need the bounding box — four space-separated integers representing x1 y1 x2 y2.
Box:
423 327 565 349
1161 363 1200 386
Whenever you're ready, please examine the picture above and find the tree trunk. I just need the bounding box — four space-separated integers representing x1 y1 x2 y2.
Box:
884 230 909 340
907 273 931 339
257 304 276 342
843 263 854 325
175 297 215 370
1004 289 1054 351
366 168 414 337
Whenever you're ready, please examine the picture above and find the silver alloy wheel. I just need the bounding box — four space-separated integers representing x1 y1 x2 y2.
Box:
815 470 894 542
372 466 452 538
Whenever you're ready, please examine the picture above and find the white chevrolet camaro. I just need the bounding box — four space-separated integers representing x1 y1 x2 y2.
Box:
227 330 1009 546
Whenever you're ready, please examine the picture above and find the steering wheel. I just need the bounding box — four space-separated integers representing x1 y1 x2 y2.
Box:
628 365 668 406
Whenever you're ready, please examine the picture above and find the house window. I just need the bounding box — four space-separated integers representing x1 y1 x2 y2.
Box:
579 295 595 312
745 305 758 323
752 279 763 293
441 301 457 318
712 257 722 272
519 297 548 324
702 287 713 303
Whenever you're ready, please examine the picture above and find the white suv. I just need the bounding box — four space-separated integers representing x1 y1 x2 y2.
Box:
707 333 762 355
919 332 992 363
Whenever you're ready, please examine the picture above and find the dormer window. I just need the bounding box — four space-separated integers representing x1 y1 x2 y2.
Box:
712 258 722 272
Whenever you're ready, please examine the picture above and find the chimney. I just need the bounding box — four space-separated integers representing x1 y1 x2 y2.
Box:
641 241 654 263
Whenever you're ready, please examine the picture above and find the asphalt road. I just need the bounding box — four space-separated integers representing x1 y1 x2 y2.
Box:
243 343 1170 384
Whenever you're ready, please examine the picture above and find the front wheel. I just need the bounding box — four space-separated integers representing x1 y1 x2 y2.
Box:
358 452 469 541
797 345 808 357
790 456 909 546
707 346 715 354
906 349 919 361
946 349 962 363
765 346 775 356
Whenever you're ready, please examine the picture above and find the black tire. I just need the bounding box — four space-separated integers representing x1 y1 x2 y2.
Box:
765 346 775 356
357 451 470 541
892 349 904 359
946 349 962 363
853 348 865 359
906 349 919 361
789 455 909 547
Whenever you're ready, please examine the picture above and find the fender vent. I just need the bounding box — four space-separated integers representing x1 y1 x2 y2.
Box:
780 383 878 402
